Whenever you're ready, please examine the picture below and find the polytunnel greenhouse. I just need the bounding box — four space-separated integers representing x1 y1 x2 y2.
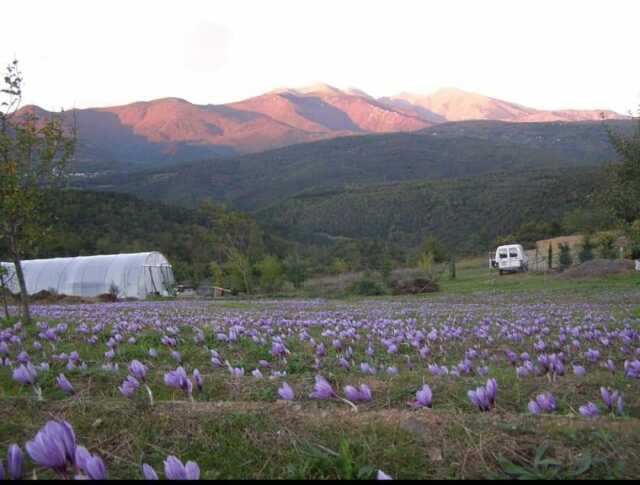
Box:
0 252 175 299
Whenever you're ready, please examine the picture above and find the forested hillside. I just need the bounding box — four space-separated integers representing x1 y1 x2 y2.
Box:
78 120 630 211
7 191 277 283
257 167 607 251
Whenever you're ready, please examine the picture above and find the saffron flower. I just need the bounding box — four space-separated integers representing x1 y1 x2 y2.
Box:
528 392 556 415
468 378 497 411
12 363 37 385
579 402 599 418
408 384 433 408
25 420 76 475
310 375 334 400
377 470 393 480
600 387 623 415
142 463 159 480
7 444 23 480
164 455 200 480
164 367 193 398
343 384 372 403
118 375 140 398
56 374 75 395
128 360 148 381
278 382 295 401
193 369 203 391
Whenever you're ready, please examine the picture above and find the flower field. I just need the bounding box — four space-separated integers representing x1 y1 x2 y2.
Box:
1 291 640 479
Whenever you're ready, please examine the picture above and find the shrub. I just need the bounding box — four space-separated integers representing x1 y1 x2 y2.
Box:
348 277 387 296
577 235 595 263
596 233 619 260
558 243 573 270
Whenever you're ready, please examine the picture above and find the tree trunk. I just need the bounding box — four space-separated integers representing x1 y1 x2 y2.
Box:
8 232 31 325
0 272 10 321
12 258 31 324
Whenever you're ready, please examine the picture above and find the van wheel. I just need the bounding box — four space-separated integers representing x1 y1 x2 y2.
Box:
499 270 504 276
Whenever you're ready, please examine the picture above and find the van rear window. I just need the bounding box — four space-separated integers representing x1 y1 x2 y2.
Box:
509 249 518 258
499 252 508 259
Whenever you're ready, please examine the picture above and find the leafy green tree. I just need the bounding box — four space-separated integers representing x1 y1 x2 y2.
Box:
627 219 640 259
418 235 447 263
596 233 618 260
449 255 456 280
223 247 253 294
0 60 75 324
577 235 595 263
329 257 350 275
256 255 283 293
283 253 307 289
558 243 573 270
606 109 640 224
209 261 224 287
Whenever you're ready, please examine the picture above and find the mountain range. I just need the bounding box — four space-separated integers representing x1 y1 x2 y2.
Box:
20 85 627 166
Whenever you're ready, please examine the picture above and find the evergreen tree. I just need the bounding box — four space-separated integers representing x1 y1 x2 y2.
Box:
578 235 595 263
558 243 573 270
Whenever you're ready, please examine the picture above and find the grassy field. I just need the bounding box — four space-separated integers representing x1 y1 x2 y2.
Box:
1 264 639 479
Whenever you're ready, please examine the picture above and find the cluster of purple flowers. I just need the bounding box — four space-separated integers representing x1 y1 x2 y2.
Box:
467 378 497 412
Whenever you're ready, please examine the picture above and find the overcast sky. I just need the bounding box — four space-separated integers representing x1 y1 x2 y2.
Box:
2 0 639 113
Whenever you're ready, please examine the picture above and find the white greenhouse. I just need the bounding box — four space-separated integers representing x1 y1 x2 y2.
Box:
0 252 175 299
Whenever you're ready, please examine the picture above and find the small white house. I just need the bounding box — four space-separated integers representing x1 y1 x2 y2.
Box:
494 244 528 275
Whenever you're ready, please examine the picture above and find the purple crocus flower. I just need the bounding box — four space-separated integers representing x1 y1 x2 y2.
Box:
251 369 263 379
193 369 203 391
310 375 334 400
468 379 496 411
164 455 200 480
278 382 295 401
585 348 600 362
56 374 75 395
377 470 393 480
572 364 586 377
485 378 497 405
409 384 433 408
84 454 107 480
579 402 600 418
7 444 23 480
528 392 556 415
25 420 76 474
12 363 37 385
624 359 640 379
128 360 148 381
600 387 623 414
142 463 159 480
75 446 107 480
118 376 140 398
164 367 193 396
343 384 372 403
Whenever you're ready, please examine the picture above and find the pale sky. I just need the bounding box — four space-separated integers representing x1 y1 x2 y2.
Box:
2 0 639 114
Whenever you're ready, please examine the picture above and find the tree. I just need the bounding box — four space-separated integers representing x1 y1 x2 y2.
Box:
547 244 553 271
283 253 307 289
558 243 573 270
223 246 253 294
255 255 283 293
605 108 640 224
417 235 447 263
0 59 75 324
0 264 13 321
596 233 618 260
627 219 640 260
577 235 595 263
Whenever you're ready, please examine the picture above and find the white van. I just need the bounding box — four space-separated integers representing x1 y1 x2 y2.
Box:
494 244 528 275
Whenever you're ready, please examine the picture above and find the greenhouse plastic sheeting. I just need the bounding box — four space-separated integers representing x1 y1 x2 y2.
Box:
0 252 174 299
